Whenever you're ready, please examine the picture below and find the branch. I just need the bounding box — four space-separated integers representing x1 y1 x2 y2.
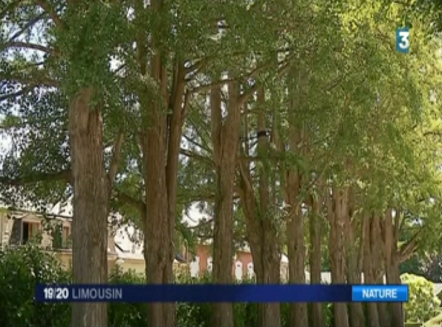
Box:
398 231 421 262
8 13 46 42
114 190 146 214
0 72 59 87
181 191 240 203
237 60 291 107
179 148 213 166
108 130 125 185
33 0 64 30
182 134 211 153
184 58 209 75
0 86 33 102
0 169 72 186
1 41 55 54
189 77 236 94
189 62 274 96
423 130 442 137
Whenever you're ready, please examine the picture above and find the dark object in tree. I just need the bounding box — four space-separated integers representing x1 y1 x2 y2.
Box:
240 130 270 142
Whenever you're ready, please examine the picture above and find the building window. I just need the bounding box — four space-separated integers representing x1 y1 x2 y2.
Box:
22 222 40 244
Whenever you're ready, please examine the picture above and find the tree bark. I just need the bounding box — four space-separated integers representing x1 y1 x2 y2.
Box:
284 68 308 327
309 194 325 327
286 203 308 327
211 82 242 327
138 60 184 327
386 256 404 327
384 208 405 327
69 88 110 327
134 0 186 323
140 123 174 327
238 90 281 327
362 212 380 327
345 197 365 327
284 163 308 327
371 213 390 327
327 186 349 327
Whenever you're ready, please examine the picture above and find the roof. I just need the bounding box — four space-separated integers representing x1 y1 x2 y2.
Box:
113 225 186 263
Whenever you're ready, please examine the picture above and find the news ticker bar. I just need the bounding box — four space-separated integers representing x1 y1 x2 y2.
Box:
35 284 409 303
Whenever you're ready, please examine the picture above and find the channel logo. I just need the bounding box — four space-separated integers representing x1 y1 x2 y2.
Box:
396 27 410 53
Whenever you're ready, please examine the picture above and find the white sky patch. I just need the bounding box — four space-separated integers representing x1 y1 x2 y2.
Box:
0 115 12 167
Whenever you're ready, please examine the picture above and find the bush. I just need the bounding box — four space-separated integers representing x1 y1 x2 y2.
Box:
108 267 147 327
0 245 334 327
402 273 441 323
0 245 71 327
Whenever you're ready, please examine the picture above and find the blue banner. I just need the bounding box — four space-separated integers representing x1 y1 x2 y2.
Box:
35 284 408 303
352 285 408 302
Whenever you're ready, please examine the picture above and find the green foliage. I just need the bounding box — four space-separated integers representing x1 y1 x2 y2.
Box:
401 253 442 283
2 1 442 326
402 273 441 323
108 267 147 327
0 244 71 327
0 246 332 327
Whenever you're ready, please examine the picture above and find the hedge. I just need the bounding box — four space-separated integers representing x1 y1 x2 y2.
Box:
1 245 437 327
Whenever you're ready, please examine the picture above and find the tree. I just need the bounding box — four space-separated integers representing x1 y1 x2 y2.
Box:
1 2 127 326
2 1 442 327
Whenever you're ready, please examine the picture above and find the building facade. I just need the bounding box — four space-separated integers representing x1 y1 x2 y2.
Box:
0 210 290 280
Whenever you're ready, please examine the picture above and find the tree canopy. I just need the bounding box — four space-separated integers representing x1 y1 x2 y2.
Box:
1 0 442 327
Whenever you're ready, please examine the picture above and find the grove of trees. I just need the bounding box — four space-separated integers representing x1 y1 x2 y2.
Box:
2 1 442 327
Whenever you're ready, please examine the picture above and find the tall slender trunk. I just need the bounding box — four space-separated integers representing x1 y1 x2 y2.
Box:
386 256 404 327
285 69 308 327
371 213 390 327
362 212 380 327
211 82 242 327
138 58 184 327
385 208 404 327
345 195 365 327
327 186 349 327
140 121 174 327
238 90 281 327
286 204 308 327
284 163 308 327
134 0 186 324
309 194 324 327
69 88 110 327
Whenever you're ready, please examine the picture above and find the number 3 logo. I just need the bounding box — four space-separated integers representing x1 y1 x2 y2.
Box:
398 31 410 49
396 28 410 53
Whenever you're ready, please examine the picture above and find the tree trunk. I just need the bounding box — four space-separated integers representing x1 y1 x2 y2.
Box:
345 194 365 327
362 212 380 327
211 82 242 327
384 208 405 327
69 88 109 327
285 68 308 327
327 186 349 327
238 92 281 327
386 256 404 327
286 206 308 327
309 195 325 327
138 64 184 327
371 214 390 327
284 172 308 327
135 0 186 321
253 241 281 327
140 124 175 327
